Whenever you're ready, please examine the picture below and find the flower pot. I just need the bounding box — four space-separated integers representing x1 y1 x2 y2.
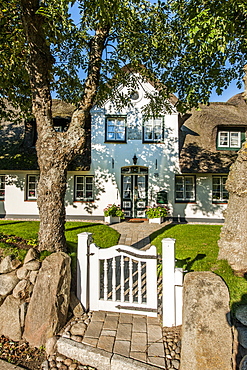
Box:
148 217 164 224
104 216 121 224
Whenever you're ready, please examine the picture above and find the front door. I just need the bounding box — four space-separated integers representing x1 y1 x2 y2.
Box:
121 166 148 218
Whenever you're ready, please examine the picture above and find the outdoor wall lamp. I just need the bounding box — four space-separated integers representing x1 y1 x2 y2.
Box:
132 154 138 165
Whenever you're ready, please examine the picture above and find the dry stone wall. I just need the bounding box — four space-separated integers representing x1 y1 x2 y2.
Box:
0 249 71 347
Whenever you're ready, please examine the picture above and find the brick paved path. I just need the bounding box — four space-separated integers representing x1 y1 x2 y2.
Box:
110 220 170 249
81 311 167 369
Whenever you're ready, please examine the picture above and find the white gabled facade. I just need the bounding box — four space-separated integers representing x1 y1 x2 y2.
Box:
0 75 236 223
67 78 180 219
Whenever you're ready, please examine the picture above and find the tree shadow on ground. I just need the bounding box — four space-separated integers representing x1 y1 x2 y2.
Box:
176 253 206 271
149 222 178 243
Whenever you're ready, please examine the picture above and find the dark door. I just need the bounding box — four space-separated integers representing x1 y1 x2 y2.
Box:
121 167 148 218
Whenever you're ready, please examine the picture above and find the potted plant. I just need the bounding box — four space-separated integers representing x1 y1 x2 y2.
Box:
104 204 125 224
145 205 169 224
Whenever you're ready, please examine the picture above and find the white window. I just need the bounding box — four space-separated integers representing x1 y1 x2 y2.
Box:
75 176 94 201
143 117 164 142
218 131 241 149
106 117 126 142
175 176 195 202
27 175 38 200
212 176 229 202
0 175 5 200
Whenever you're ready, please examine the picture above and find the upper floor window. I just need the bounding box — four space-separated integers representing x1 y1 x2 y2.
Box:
75 176 94 201
217 128 245 150
27 175 38 200
105 116 126 142
0 175 5 200
212 176 229 203
143 117 164 143
175 175 195 202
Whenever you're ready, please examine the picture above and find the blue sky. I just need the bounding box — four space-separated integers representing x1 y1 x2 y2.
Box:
69 3 244 104
210 80 243 102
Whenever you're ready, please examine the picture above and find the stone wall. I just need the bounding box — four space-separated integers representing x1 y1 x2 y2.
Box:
0 249 71 347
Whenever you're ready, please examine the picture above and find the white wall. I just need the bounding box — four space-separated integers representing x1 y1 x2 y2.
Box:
173 174 227 221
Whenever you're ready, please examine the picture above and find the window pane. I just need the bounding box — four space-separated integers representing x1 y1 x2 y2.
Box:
230 132 240 147
27 175 38 199
219 132 229 146
175 176 195 201
106 117 126 141
143 117 163 142
75 176 94 200
0 176 5 199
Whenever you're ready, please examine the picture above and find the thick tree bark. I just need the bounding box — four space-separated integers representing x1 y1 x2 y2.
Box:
20 0 109 252
218 145 247 275
218 66 247 275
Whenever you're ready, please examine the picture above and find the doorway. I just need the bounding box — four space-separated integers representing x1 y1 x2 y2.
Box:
121 166 148 218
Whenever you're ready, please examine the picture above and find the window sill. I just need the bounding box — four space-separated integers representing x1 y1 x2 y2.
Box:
143 141 164 144
175 200 196 203
212 201 228 204
74 200 94 203
104 141 127 144
25 200 37 202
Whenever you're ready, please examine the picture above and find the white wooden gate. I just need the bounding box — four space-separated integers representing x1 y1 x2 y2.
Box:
77 232 183 325
77 232 157 317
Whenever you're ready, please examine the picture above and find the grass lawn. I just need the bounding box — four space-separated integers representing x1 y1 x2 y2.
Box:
0 220 120 261
150 223 247 310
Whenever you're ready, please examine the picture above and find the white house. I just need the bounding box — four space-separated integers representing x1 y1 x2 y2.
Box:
0 78 246 223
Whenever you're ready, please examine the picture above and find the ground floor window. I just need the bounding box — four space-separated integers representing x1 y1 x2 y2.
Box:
75 176 94 201
212 176 229 202
26 175 38 200
175 175 195 202
0 175 5 200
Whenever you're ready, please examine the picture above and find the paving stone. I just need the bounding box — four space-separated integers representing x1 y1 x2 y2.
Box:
147 316 160 325
148 356 166 368
148 342 165 357
81 337 98 347
101 329 117 337
119 313 133 324
114 340 131 357
147 324 163 343
131 332 147 352
132 316 147 333
107 312 119 316
116 323 132 341
84 321 103 338
103 315 119 330
97 335 115 352
91 311 106 321
130 351 147 362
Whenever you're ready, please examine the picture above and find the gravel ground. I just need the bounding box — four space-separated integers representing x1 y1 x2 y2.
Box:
0 335 46 369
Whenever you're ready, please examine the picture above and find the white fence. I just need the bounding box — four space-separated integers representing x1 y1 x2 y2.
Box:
77 233 183 326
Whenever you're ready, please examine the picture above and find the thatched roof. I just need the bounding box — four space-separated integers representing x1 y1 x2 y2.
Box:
179 93 247 173
0 100 90 171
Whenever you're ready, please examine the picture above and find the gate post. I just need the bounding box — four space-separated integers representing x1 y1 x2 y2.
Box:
77 232 93 311
162 238 176 327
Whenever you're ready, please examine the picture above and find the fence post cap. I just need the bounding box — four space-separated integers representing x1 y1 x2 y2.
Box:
162 237 176 242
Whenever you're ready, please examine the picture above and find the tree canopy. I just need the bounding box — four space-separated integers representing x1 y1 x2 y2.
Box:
1 0 246 118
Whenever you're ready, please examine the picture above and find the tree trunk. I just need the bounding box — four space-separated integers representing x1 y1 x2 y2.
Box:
37 164 67 253
218 145 247 275
218 65 247 275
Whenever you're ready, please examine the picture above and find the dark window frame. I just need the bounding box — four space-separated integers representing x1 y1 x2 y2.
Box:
0 175 5 200
74 175 94 201
175 175 196 203
26 174 39 200
105 115 127 143
142 116 165 143
212 175 229 203
217 128 245 150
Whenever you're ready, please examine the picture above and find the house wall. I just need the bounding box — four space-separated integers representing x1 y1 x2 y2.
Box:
173 174 227 223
